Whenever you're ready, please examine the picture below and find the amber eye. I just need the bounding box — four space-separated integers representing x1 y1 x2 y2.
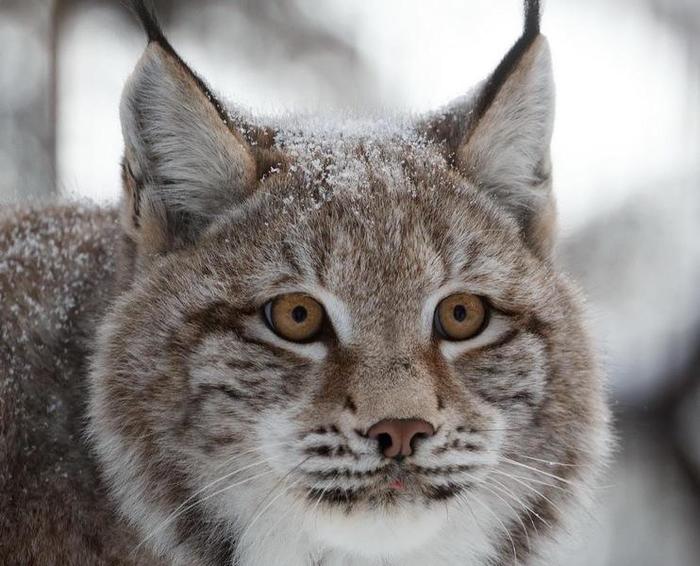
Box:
263 293 325 343
434 293 488 341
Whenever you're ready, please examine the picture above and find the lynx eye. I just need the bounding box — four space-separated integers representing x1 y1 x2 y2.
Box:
263 293 325 343
434 293 488 341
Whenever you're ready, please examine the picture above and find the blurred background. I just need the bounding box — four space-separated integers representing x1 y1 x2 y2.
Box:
1 0 699 563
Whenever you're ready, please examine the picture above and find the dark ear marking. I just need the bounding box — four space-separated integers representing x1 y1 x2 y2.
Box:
467 0 542 142
127 0 235 131
121 157 141 229
525 0 541 36
127 0 168 47
420 0 542 158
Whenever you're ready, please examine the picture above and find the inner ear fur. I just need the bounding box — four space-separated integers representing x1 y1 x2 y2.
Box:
119 36 257 257
458 36 556 256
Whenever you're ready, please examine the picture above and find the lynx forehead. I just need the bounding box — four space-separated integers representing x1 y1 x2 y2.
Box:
83 1 611 565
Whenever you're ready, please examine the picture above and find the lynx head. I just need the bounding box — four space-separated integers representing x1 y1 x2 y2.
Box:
89 1 609 565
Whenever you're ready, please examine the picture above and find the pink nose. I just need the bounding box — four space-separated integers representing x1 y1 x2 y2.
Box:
367 419 435 458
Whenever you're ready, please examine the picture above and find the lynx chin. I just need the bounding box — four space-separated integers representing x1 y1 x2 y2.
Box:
0 1 610 565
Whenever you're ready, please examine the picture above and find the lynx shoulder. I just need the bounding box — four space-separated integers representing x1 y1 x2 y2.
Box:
0 206 166 564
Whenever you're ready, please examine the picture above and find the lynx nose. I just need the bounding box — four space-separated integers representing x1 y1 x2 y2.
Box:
367 418 435 459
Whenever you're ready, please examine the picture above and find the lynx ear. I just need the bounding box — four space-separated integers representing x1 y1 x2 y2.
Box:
424 1 556 256
120 3 255 256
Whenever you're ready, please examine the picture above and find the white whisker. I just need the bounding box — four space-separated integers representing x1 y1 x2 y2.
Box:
500 468 576 496
240 476 304 549
133 465 278 554
464 490 518 565
476 477 531 554
238 457 311 546
488 474 548 532
515 454 584 468
500 457 575 486
491 469 569 532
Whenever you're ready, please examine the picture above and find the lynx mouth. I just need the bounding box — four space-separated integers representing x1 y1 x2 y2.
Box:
301 463 472 508
305 481 467 508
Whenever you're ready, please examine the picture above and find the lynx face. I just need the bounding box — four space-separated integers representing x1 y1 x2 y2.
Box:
89 2 609 565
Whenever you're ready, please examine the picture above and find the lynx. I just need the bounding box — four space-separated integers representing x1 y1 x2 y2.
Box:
0 1 610 565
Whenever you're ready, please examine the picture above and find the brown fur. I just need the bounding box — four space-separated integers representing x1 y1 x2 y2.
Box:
0 206 164 565
1 3 609 564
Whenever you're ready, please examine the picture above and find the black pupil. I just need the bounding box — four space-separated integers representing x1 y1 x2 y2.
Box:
453 305 467 322
291 305 308 323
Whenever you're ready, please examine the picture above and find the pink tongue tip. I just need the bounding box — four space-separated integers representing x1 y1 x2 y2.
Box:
389 479 405 491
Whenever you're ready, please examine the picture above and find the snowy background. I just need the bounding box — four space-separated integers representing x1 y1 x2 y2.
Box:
1 0 699 563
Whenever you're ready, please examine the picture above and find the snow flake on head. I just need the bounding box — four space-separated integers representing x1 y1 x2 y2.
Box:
244 111 451 214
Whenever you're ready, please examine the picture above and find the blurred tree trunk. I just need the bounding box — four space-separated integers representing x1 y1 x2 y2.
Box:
0 0 56 203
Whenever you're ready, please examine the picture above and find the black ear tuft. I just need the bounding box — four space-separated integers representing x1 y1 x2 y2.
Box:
127 1 174 52
467 0 543 133
524 0 541 40
125 0 233 128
